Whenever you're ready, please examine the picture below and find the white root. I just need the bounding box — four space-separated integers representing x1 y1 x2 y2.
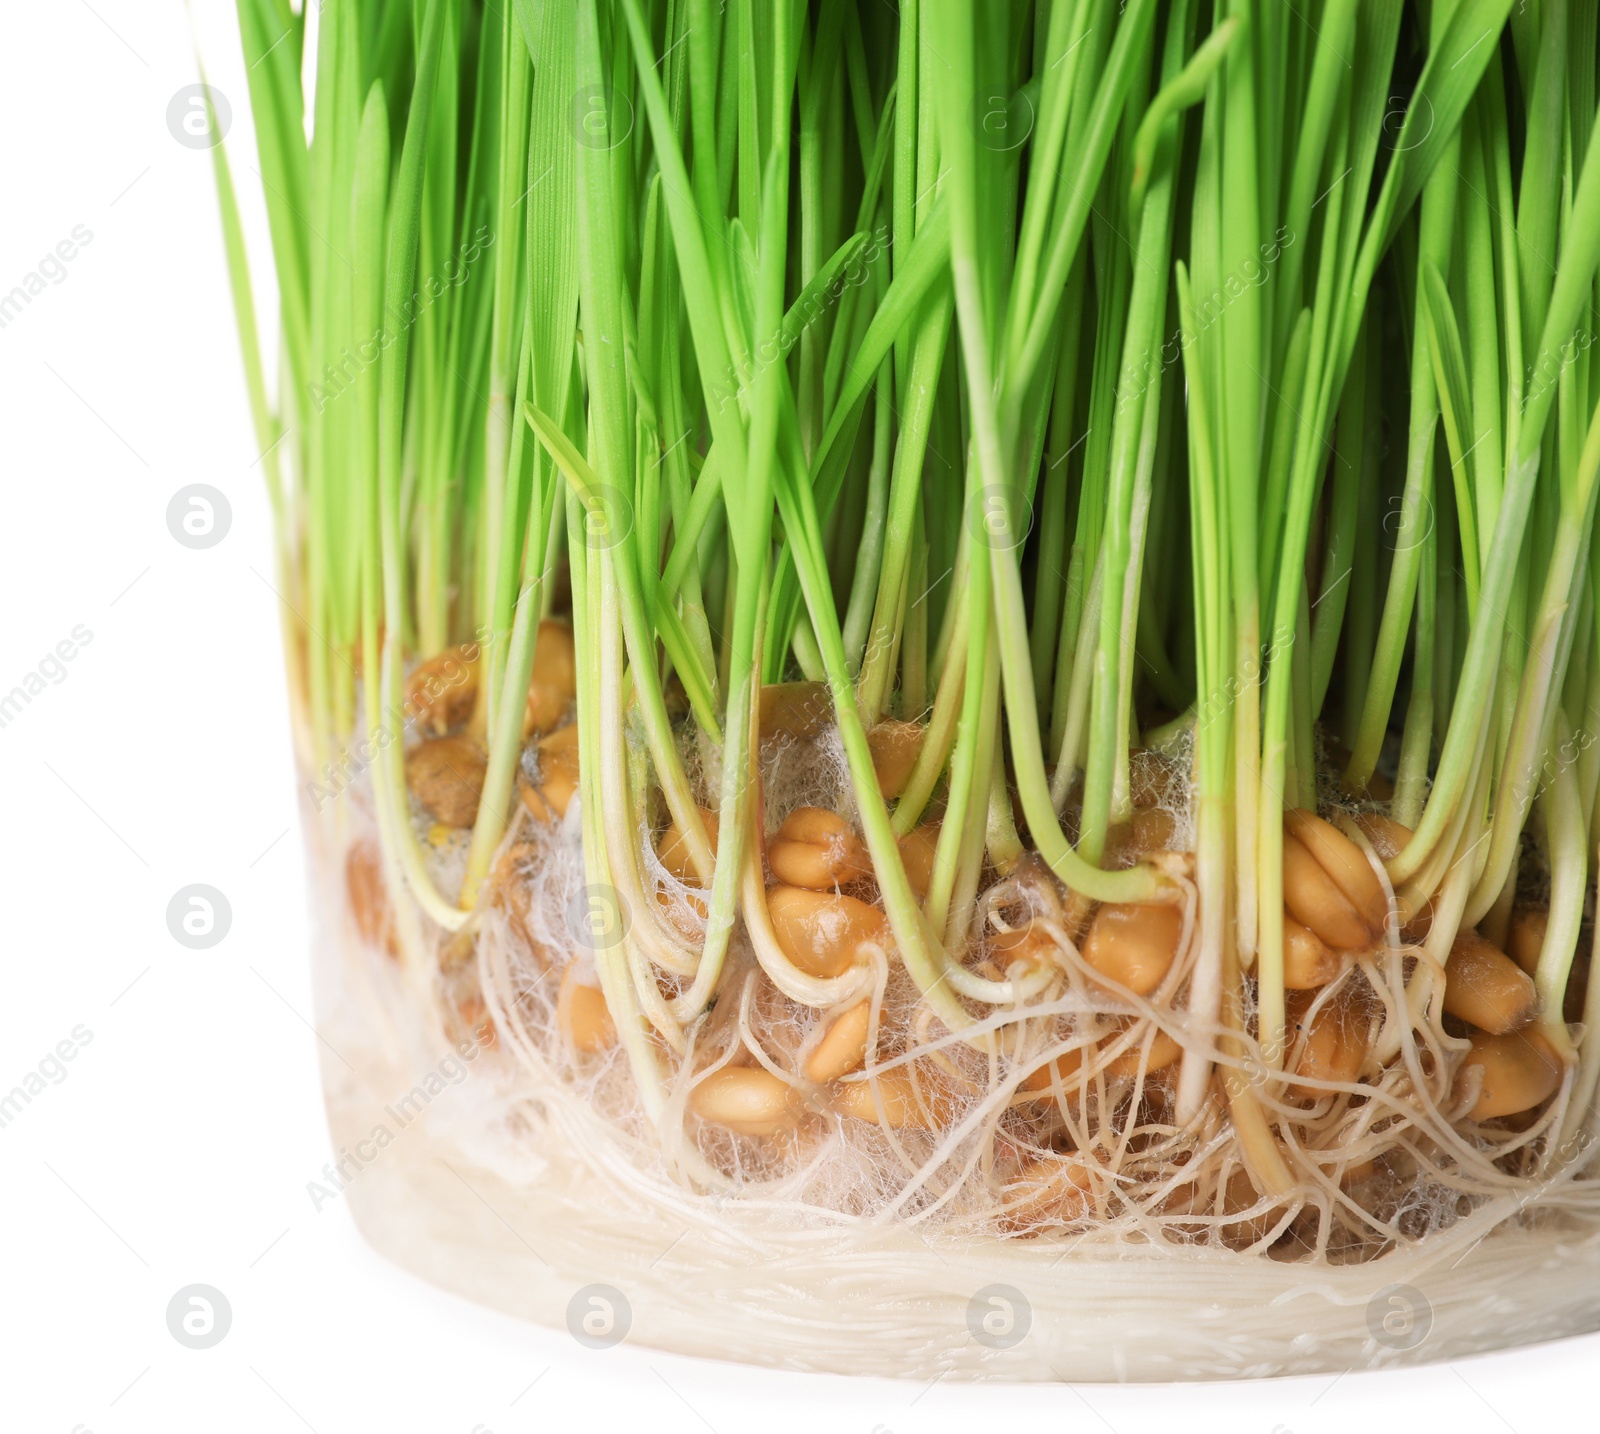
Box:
343 711 1599 1259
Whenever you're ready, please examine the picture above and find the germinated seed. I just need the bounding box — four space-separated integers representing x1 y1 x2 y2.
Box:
766 886 890 978
759 682 831 742
1508 907 1548 977
405 644 480 736
1284 811 1387 944
898 823 940 898
1286 991 1368 1102
803 1000 872 1083
1351 811 1412 862
832 1069 952 1128
1081 901 1182 996
1457 1029 1563 1121
1282 914 1345 989
987 923 1058 973
1282 823 1379 951
519 723 580 822
523 620 577 737
406 735 487 827
691 1066 799 1136
558 961 617 1054
867 719 925 799
660 806 720 885
998 1157 1093 1230
767 807 873 890
1104 807 1176 869
1103 1027 1183 1080
1444 929 1538 1034
1020 1043 1086 1095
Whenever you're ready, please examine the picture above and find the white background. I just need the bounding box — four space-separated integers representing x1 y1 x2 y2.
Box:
0 2 1592 1430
